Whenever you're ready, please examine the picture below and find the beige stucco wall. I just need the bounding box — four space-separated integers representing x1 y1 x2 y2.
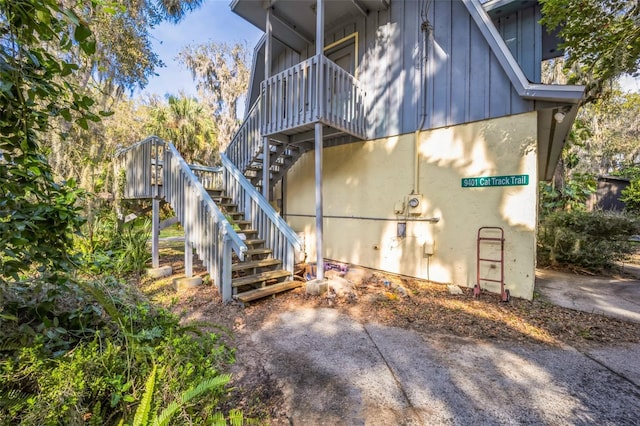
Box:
284 112 539 299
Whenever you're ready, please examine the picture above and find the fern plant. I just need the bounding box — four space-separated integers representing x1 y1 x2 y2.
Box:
121 365 236 426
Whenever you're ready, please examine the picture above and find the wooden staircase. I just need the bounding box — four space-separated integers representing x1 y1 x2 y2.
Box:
242 139 306 193
208 188 303 303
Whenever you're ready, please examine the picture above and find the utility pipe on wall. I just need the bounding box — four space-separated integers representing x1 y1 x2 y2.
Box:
414 3 433 194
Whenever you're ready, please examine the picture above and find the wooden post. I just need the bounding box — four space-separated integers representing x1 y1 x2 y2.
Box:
315 0 325 280
184 237 193 278
263 5 272 201
151 198 160 268
244 190 252 222
222 236 232 302
184 181 193 278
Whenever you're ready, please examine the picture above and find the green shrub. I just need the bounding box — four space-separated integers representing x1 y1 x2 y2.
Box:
538 173 596 218
620 179 640 215
538 210 639 270
75 209 151 276
0 277 236 425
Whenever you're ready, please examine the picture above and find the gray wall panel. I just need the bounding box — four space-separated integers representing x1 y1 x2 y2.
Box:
469 20 491 122
429 0 452 129
489 54 511 117
451 0 471 125
250 0 540 140
401 0 420 134
492 4 543 83
387 0 404 136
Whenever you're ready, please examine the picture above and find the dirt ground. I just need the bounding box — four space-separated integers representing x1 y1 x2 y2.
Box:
138 243 640 423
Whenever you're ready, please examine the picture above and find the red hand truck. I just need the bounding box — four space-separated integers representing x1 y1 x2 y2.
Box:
473 227 510 302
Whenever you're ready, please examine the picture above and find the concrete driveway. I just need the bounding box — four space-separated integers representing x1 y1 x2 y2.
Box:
536 266 640 324
253 308 640 425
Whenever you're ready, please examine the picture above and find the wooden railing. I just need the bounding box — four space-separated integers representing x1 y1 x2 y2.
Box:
261 55 319 136
220 153 303 272
321 55 366 137
226 99 262 173
114 136 164 199
115 137 247 302
190 163 224 190
260 53 366 139
114 137 223 199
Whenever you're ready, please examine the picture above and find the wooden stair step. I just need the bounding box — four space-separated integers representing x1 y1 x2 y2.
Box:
234 280 303 303
232 258 281 272
209 193 231 199
243 239 265 246
245 248 272 257
234 220 252 228
232 269 291 288
253 158 285 166
268 140 300 150
238 229 258 236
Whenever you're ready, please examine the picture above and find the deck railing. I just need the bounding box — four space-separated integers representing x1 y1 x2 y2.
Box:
321 55 366 137
115 137 247 302
114 138 223 198
114 136 164 199
189 163 224 190
260 53 366 139
226 99 262 173
221 153 303 272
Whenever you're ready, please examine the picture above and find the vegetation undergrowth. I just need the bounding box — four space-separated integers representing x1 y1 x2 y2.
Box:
0 0 255 424
75 207 151 277
537 151 640 272
538 210 639 271
0 274 241 425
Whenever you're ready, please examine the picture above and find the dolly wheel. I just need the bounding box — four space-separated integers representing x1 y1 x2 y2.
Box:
473 285 481 298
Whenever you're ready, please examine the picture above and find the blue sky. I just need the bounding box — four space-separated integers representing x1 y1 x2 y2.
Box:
138 0 262 98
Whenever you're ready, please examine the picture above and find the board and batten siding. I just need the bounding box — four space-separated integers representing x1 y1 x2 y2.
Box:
491 4 543 84
259 0 541 140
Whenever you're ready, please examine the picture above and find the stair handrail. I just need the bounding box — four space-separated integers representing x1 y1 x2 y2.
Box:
220 153 303 252
114 135 157 157
163 141 247 258
114 136 249 302
226 98 262 172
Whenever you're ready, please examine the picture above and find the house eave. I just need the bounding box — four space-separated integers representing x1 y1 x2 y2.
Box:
464 0 585 181
464 0 585 105
521 85 585 104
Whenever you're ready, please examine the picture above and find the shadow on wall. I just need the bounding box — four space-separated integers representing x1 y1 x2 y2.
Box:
285 112 538 298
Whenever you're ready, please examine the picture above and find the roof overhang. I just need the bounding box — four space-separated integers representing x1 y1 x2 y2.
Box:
464 0 586 180
481 0 538 17
537 104 579 181
230 0 389 51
